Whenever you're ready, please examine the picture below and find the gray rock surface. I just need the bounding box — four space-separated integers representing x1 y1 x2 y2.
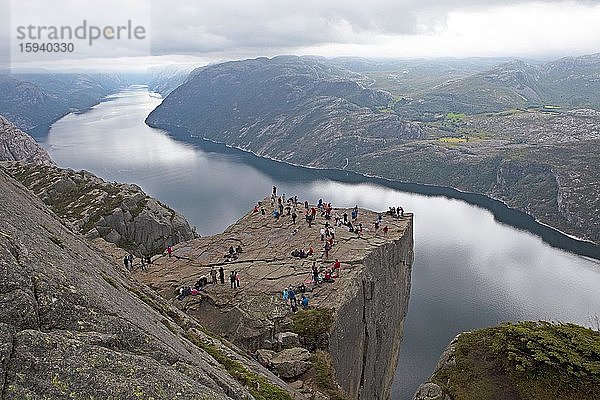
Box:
134 198 414 399
271 347 312 379
0 168 297 399
0 115 54 165
413 335 462 400
329 224 414 400
278 331 301 349
0 162 197 254
413 382 451 400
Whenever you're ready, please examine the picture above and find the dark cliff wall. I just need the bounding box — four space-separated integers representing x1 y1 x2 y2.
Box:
329 219 414 399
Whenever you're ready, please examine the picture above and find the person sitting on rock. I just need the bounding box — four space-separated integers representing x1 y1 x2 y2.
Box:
299 249 307 258
195 276 208 291
323 269 334 283
228 246 235 255
291 249 300 258
236 245 243 254
301 294 309 310
176 286 192 301
307 246 314 256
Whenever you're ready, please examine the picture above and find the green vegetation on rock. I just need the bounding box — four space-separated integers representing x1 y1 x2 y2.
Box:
311 350 347 400
291 308 334 341
431 322 600 400
185 332 293 400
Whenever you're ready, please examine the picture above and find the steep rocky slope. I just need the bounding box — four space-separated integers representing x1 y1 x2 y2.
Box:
0 72 124 137
129 197 414 399
0 114 54 165
0 169 299 399
146 55 423 169
0 162 197 255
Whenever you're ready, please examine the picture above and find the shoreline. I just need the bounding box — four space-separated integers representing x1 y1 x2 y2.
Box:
148 122 600 261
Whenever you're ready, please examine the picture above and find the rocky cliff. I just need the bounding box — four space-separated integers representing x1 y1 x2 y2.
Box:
0 162 197 255
146 56 423 169
329 230 413 400
0 169 299 399
0 114 54 165
414 322 600 400
0 72 124 137
144 55 599 245
128 196 414 399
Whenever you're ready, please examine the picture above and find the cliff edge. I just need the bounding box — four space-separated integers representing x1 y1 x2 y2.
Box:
0 161 197 255
129 196 414 399
0 169 301 399
0 114 54 165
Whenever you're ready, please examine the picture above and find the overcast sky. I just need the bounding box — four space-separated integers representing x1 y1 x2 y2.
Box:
3 0 600 70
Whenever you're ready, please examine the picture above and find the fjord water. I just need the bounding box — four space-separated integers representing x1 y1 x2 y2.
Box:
43 87 600 400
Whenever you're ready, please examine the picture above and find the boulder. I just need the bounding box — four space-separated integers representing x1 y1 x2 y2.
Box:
413 382 450 400
277 331 300 349
256 349 275 368
271 347 311 379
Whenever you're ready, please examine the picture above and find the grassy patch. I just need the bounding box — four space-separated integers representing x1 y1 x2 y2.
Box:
185 332 293 400
160 319 178 335
311 351 347 400
432 322 600 400
100 274 119 289
291 308 334 344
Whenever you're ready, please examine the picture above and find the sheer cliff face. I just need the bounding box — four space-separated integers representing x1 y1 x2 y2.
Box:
0 114 54 165
0 170 296 399
329 220 414 400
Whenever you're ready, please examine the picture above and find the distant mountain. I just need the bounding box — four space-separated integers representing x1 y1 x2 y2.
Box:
392 54 600 118
145 65 192 96
146 56 423 167
145 55 599 244
0 114 54 164
0 72 124 137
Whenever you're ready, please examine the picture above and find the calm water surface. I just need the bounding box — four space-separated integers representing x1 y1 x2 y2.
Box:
43 88 600 400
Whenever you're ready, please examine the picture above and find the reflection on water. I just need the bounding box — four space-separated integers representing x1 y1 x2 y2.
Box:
44 88 600 400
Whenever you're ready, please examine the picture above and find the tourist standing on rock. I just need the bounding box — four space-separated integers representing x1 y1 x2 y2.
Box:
320 227 326 241
383 225 389 235
291 212 297 224
167 246 173 258
323 241 331 259
304 200 309 210
312 262 319 284
343 212 348 224
333 259 341 277
219 266 225 284
235 271 240 288
127 254 134 268
123 255 129 270
273 186 277 196
289 287 297 307
210 267 217 284
230 271 236 288
283 288 289 304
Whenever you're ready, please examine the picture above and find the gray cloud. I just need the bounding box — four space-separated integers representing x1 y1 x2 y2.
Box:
148 0 596 56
